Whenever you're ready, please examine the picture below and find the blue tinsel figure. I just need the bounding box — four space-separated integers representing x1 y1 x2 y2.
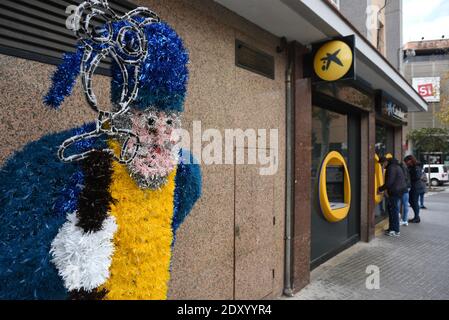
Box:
0 9 201 300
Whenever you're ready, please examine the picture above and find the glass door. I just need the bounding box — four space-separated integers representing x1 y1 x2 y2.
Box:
375 123 395 223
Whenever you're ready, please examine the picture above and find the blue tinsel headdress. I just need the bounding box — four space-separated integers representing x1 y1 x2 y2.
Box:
43 0 189 164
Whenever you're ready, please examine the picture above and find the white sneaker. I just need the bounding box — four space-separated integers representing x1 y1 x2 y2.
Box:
386 231 400 237
400 221 409 227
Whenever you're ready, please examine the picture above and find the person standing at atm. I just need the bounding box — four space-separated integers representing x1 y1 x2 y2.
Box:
378 156 408 237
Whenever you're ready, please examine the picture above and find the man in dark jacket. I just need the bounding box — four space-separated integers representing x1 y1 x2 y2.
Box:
404 155 426 223
379 156 408 237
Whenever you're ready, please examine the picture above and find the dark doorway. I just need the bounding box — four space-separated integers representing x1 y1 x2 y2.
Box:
374 122 395 223
375 123 395 157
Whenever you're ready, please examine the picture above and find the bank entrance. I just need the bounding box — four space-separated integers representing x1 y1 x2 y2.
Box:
310 96 361 268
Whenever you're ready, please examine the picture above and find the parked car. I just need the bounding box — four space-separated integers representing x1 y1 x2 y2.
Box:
423 165 449 186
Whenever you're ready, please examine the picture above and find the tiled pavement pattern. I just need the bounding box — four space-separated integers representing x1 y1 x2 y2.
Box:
289 189 449 300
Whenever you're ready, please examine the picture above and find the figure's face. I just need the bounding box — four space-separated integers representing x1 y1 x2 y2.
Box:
124 109 181 189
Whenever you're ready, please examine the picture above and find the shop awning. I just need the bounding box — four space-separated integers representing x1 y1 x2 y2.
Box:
214 0 428 112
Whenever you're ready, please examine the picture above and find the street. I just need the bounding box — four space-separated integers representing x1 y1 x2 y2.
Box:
288 187 449 300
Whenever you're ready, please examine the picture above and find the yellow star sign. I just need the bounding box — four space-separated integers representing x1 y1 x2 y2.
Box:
313 40 353 82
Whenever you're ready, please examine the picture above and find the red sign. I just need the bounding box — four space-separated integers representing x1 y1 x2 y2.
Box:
417 83 434 97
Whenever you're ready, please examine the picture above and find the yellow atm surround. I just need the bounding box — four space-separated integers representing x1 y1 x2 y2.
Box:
319 151 351 223
374 154 385 204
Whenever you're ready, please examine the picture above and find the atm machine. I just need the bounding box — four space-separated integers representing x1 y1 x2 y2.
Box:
319 151 351 223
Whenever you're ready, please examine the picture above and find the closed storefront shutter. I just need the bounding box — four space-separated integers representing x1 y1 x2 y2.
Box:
0 0 136 75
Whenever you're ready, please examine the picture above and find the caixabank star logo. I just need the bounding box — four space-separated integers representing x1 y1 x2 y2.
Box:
311 35 356 83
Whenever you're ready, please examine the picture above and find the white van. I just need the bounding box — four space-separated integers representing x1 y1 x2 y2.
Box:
423 165 449 186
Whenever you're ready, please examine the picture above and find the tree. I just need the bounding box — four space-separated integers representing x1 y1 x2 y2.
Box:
437 71 449 125
436 46 449 125
407 128 449 156
408 128 449 190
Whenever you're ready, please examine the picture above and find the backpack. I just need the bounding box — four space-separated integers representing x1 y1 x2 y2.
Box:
421 171 428 183
400 164 411 189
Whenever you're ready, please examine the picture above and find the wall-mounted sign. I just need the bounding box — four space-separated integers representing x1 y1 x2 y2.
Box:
311 35 356 83
412 77 440 102
384 101 406 122
376 91 407 124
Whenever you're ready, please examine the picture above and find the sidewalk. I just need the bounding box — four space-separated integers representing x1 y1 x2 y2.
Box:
287 188 449 300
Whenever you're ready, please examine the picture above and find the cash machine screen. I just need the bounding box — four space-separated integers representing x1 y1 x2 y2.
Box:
326 166 345 204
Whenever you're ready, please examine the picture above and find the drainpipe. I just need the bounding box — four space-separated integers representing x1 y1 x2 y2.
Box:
283 43 295 297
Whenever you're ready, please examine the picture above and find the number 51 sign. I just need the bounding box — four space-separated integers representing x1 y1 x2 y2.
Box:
413 77 440 102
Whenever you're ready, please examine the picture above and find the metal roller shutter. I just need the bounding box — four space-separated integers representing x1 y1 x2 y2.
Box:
0 0 137 75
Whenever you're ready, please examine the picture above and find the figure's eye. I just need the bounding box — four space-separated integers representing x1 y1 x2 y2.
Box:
118 27 143 57
166 119 173 126
92 25 110 40
125 37 139 52
148 117 157 127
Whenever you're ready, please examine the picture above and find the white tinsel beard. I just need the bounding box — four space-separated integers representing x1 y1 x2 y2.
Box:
50 212 117 292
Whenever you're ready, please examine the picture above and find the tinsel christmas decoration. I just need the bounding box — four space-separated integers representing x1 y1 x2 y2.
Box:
50 212 117 292
111 22 189 112
173 149 202 233
0 126 95 300
76 151 114 233
1 0 202 300
44 45 84 109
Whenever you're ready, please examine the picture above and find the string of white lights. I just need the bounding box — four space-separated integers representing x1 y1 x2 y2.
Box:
57 0 160 164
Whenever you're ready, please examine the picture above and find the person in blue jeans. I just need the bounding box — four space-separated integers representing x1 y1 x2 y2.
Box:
378 156 408 237
419 193 426 209
400 190 410 226
404 155 426 223
399 161 411 226
417 164 428 209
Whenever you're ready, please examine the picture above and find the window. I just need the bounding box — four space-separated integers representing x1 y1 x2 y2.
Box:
312 106 348 179
424 167 440 174
375 124 394 157
0 0 136 75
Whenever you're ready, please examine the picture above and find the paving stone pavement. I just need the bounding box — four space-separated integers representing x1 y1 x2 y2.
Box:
288 188 449 300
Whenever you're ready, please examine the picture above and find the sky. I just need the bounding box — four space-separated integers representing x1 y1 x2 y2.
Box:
403 0 449 44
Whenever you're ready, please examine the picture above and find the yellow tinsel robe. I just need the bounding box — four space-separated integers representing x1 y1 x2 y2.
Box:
101 143 201 300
